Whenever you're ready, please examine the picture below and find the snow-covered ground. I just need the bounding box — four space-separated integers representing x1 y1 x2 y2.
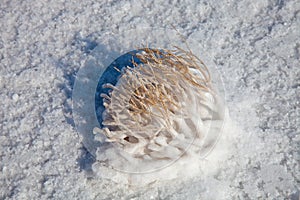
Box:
0 0 299 199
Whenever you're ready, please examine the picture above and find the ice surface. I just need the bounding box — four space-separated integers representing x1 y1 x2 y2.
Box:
0 0 299 199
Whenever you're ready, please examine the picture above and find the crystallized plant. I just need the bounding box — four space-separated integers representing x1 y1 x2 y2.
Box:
93 47 224 182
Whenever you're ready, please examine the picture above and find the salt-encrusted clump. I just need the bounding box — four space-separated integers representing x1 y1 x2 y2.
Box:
93 47 224 185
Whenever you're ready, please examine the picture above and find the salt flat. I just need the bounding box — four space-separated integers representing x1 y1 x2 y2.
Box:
0 0 299 199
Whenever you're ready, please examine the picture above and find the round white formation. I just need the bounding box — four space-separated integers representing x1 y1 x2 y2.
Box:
93 48 225 185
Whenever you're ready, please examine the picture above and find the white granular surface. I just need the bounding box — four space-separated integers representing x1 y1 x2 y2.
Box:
0 0 299 199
